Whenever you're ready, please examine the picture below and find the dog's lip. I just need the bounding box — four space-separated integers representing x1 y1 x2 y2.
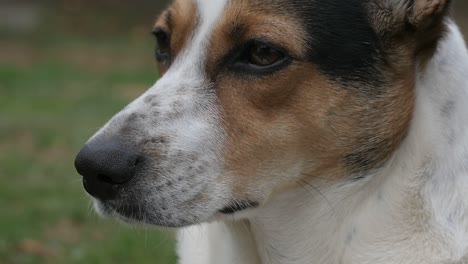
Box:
96 200 196 228
218 200 259 214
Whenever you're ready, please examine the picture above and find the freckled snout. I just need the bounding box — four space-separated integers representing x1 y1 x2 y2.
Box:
74 141 140 201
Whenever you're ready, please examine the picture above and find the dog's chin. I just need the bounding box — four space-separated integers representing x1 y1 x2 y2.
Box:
92 197 261 228
92 200 198 228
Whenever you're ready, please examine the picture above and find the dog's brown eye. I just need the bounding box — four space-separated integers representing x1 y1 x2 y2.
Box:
153 29 171 63
230 40 290 75
248 42 283 66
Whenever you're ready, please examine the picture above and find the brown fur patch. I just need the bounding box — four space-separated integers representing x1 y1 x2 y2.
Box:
217 63 414 187
204 0 416 199
410 0 451 28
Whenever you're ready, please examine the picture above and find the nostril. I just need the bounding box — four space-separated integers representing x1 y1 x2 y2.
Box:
134 156 143 167
97 174 115 184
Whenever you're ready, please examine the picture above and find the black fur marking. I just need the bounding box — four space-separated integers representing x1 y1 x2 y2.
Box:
296 0 383 87
253 0 384 92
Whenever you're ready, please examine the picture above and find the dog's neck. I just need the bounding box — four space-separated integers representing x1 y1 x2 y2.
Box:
223 22 468 264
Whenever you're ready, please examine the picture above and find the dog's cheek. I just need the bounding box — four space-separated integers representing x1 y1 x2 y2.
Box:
213 70 317 199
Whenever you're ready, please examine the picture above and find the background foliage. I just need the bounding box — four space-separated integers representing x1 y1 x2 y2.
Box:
0 1 467 263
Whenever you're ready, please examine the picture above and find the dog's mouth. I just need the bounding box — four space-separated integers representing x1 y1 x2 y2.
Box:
218 200 259 214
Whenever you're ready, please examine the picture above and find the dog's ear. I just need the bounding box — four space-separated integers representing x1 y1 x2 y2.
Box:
407 0 452 29
368 0 452 44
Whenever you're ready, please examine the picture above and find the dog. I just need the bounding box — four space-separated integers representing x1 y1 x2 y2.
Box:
74 0 468 263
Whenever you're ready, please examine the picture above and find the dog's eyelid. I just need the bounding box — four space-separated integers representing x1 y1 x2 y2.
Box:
243 35 304 57
247 38 286 52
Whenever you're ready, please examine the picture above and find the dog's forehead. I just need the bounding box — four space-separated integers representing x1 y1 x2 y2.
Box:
195 0 228 23
189 0 228 60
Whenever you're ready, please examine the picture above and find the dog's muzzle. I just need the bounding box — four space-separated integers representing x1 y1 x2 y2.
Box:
74 140 141 201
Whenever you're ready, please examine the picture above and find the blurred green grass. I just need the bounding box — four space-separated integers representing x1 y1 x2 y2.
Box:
0 4 176 263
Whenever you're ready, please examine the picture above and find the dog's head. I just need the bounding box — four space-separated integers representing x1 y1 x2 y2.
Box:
75 0 452 227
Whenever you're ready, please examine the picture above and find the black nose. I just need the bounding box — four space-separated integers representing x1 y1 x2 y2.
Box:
74 141 139 200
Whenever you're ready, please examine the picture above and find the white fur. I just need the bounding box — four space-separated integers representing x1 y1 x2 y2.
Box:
177 22 468 264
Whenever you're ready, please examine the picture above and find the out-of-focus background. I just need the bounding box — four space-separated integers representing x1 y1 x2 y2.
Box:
0 1 467 263
0 0 175 263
